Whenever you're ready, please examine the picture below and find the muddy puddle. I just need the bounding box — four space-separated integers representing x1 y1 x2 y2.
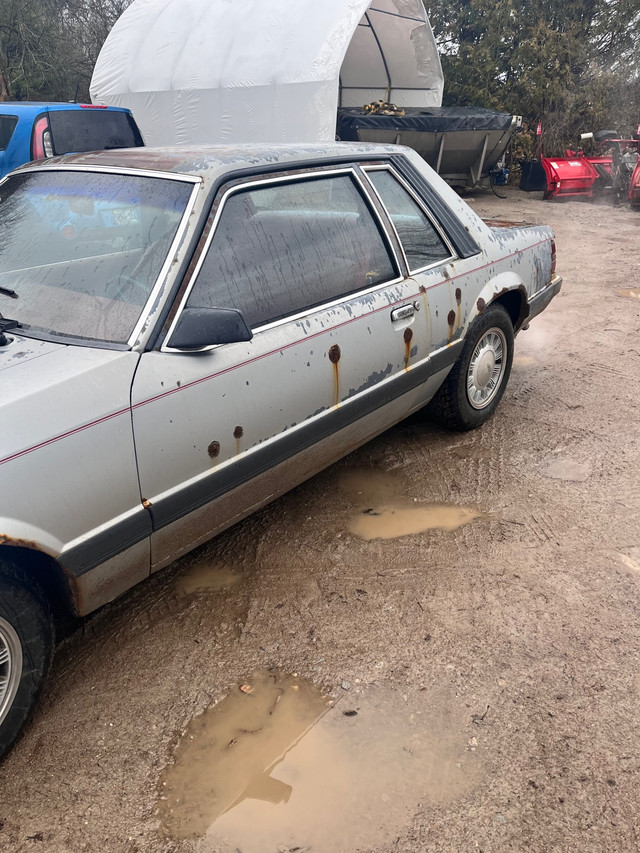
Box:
339 469 482 541
349 504 481 540
615 288 640 299
617 548 640 573
158 671 478 852
513 354 538 367
175 561 241 596
541 458 591 482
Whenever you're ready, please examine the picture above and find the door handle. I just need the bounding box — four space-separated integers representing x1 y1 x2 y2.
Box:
391 304 416 322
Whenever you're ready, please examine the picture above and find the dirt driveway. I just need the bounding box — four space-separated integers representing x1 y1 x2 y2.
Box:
2 189 640 853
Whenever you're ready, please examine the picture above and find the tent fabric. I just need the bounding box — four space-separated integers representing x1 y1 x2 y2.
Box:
90 0 444 146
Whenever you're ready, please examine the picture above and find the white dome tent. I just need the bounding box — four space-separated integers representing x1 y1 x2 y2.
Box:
90 0 444 146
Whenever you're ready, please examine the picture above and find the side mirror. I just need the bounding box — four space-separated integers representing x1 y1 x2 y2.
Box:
167 306 253 350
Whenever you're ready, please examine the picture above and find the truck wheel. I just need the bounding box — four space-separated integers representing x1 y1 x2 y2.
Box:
0 565 53 759
428 304 514 431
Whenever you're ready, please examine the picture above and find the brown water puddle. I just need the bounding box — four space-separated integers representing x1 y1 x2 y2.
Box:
615 288 640 299
158 671 479 851
617 548 640 573
542 459 591 482
175 561 241 596
339 469 482 540
513 354 538 367
349 504 481 540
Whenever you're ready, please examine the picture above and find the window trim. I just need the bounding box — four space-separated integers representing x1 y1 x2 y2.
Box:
361 164 457 275
162 166 405 352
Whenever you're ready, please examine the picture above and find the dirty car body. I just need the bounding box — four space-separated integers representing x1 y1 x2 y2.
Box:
0 142 561 756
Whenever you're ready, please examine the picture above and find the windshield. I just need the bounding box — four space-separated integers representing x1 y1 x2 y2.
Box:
0 170 193 344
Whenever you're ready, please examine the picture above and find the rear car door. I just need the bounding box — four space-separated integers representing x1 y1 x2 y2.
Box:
130 165 440 570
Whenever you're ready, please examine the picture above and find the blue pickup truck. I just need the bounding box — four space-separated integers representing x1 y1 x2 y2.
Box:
0 102 143 178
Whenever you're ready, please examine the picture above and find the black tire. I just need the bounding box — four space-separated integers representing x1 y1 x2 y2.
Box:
0 563 53 759
427 304 514 431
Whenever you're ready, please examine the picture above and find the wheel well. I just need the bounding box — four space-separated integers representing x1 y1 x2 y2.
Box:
0 546 77 627
492 288 528 331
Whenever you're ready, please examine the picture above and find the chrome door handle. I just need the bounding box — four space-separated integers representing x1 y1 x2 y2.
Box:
391 304 415 322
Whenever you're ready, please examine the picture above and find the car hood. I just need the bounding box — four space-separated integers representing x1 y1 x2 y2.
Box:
0 335 134 398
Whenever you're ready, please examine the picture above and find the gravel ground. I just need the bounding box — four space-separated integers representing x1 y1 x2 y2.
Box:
2 188 640 853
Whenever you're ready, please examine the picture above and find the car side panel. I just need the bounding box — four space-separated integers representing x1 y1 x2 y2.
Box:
131 274 459 569
0 347 150 581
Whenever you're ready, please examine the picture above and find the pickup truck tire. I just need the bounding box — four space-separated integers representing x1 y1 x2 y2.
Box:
428 304 514 431
0 564 53 759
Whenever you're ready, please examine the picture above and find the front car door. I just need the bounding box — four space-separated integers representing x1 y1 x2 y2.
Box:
131 162 454 571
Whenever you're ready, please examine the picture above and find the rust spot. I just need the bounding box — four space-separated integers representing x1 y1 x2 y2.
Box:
447 309 456 327
208 440 221 458
455 287 462 304
142 498 152 510
477 297 486 313
419 284 427 294
0 534 43 550
403 327 413 370
328 344 341 364
233 426 244 440
442 269 450 280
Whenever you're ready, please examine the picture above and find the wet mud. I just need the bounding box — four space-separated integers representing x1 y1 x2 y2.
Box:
160 673 478 853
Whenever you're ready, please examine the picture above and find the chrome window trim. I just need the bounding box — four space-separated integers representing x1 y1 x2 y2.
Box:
0 165 202 349
361 164 458 275
162 166 404 352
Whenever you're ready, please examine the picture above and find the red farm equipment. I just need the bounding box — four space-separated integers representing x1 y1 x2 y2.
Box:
540 131 640 203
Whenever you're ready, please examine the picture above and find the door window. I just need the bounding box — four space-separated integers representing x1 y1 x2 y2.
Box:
0 116 17 150
366 168 453 272
185 172 397 328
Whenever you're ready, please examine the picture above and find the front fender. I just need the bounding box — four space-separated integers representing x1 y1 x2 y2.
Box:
0 518 64 559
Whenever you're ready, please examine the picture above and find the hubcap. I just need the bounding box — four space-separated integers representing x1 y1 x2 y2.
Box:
467 328 507 410
0 616 22 727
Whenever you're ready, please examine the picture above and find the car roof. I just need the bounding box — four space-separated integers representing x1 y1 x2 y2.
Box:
0 102 131 115
19 141 405 191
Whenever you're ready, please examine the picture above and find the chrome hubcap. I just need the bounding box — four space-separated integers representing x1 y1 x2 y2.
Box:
467 328 507 410
0 616 22 726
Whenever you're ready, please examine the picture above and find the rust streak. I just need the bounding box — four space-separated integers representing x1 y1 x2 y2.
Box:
233 426 243 455
403 327 413 371
329 344 341 407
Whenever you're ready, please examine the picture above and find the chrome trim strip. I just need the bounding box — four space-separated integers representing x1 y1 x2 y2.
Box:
361 164 458 275
162 166 406 351
127 180 201 349
13 163 203 183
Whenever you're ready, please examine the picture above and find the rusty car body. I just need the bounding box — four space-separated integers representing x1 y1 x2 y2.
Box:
0 142 561 756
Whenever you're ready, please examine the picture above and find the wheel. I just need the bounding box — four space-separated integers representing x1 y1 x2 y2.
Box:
0 564 53 759
427 304 514 431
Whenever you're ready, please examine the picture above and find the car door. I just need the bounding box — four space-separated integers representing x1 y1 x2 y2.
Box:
130 165 438 571
361 164 463 363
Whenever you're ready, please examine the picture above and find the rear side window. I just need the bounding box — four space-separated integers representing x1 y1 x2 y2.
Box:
0 116 18 150
187 173 397 328
366 169 453 272
48 109 143 154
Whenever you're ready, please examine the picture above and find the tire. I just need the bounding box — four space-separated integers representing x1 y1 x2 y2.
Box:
427 304 514 431
0 563 53 759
